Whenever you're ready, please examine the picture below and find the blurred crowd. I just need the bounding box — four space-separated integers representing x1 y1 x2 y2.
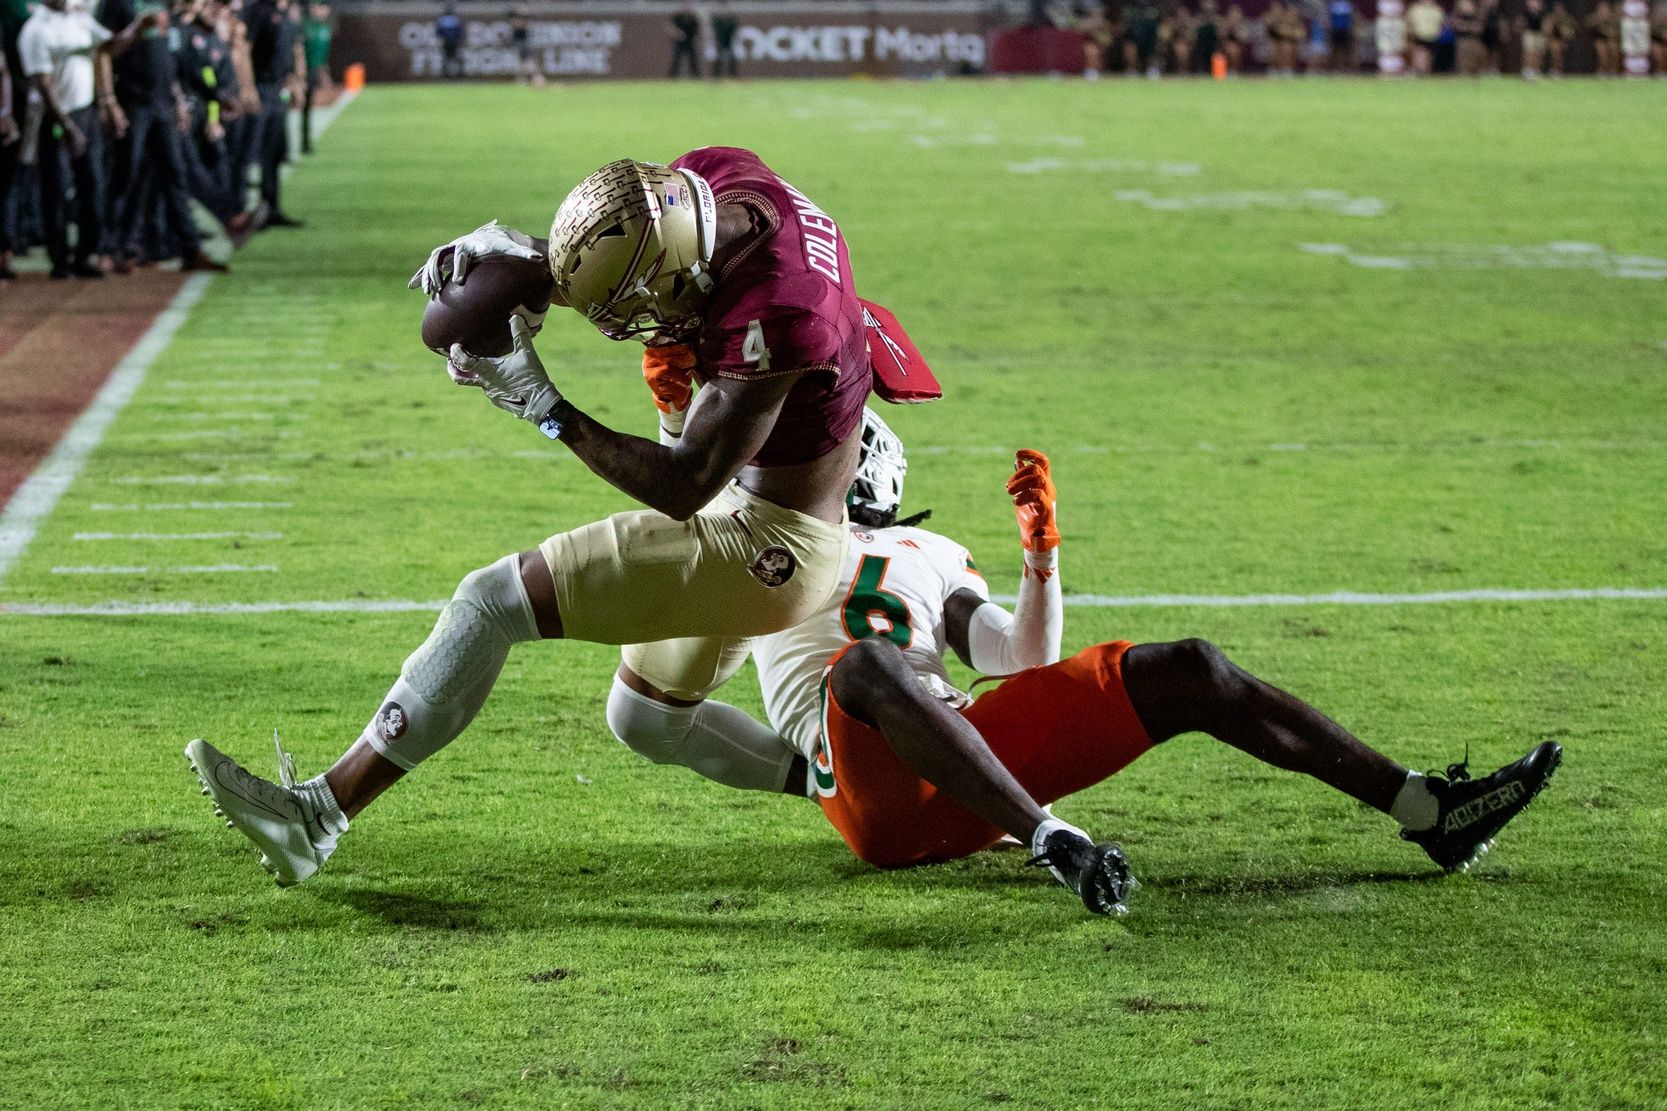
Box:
1059 0 1667 78
0 0 333 282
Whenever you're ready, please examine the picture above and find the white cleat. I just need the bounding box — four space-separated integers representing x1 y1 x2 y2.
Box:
185 736 339 886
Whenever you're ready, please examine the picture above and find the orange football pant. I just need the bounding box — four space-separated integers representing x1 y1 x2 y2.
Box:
814 641 1153 869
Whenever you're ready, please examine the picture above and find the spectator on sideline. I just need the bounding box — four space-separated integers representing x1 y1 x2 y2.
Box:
225 0 261 199
245 0 303 227
300 0 329 152
1078 1 1114 77
710 0 737 78
177 0 257 229
1652 0 1667 74
1123 0 1160 76
1544 1 1573 73
97 0 226 272
1586 0 1619 74
435 1 461 79
1193 0 1221 71
1520 0 1547 76
0 41 17 280
1266 0 1305 74
1221 2 1250 69
1479 0 1502 73
509 5 541 86
1405 0 1443 73
668 2 699 78
1163 3 1195 74
1327 0 1355 70
18 0 155 278
1451 0 1484 74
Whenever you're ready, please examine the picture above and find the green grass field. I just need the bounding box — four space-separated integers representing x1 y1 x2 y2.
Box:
3 78 1666 1108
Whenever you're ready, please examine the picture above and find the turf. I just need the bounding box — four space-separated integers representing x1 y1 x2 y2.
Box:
2 78 1665 1108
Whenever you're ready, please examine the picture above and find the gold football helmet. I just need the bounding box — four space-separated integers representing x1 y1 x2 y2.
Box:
548 159 718 340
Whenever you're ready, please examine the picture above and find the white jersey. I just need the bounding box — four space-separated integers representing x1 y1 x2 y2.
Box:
752 524 988 761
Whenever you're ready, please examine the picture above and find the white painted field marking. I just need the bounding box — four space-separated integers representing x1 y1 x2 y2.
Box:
108 474 293 486
132 429 301 442
3 598 448 615
6 585 1666 619
996 587 1667 608
163 378 320 389
0 275 214 588
49 563 280 575
1007 157 1202 177
914 437 1667 457
146 394 308 405
1119 189 1388 217
151 411 280 422
73 531 283 541
90 501 294 511
1300 240 1667 280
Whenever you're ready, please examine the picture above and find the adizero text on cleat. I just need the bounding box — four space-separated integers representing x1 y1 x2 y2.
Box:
1027 829 1136 916
185 738 341 886
1401 741 1562 871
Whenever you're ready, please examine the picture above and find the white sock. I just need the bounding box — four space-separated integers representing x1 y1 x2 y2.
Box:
605 676 798 792
1391 772 1439 831
1028 815 1090 858
297 773 349 841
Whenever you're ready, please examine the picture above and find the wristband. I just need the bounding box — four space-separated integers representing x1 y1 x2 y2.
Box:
538 398 577 441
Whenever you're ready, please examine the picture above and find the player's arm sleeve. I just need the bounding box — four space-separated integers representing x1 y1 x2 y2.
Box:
945 545 1062 676
702 295 842 383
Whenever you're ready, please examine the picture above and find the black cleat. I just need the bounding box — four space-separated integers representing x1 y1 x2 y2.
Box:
1027 829 1136 916
1401 741 1562 871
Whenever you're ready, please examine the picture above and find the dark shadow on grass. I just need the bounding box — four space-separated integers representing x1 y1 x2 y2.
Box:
325 888 492 932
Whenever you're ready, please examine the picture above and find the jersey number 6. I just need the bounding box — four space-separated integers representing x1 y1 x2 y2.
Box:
841 555 912 648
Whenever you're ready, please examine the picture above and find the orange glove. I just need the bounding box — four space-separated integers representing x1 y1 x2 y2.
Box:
642 343 697 414
1006 450 1060 554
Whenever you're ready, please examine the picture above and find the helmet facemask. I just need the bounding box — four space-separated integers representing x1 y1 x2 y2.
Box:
549 160 718 342
847 408 908 529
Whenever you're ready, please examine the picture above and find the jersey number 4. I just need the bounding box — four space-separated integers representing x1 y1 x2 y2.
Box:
841 555 911 648
742 319 772 372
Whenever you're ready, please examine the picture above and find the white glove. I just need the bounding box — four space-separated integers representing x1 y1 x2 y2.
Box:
448 316 563 427
409 220 544 295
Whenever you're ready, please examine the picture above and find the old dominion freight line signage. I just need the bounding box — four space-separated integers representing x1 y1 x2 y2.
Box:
333 2 988 81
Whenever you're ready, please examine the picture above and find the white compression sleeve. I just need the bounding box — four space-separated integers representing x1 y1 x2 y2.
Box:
362 554 540 771
606 676 799 793
966 549 1063 676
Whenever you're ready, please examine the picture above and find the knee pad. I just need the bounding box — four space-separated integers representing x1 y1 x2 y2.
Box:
401 554 539 705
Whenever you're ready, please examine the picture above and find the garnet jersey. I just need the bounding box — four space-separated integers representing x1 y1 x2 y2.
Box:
751 524 987 761
670 147 871 467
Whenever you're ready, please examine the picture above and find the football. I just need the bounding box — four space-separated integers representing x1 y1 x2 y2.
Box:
420 253 555 358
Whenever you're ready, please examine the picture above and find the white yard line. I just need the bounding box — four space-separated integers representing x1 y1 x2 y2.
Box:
49 563 280 575
162 378 321 389
73 531 283 541
0 275 215 588
90 501 294 511
6 585 1666 618
108 474 293 486
129 429 302 442
995 586 1667 608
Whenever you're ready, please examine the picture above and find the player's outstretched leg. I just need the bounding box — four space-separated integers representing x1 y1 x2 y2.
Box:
830 638 1134 914
1120 638 1561 871
187 552 548 885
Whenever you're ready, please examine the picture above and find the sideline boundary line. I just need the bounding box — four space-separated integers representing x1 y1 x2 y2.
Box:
0 90 359 591
5 586 1666 617
0 275 214 588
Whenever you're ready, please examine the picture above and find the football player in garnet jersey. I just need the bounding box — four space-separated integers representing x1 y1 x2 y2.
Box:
188 150 895 886
648 410 1559 915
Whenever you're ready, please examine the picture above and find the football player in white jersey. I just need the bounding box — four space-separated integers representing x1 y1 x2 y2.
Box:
612 409 1562 915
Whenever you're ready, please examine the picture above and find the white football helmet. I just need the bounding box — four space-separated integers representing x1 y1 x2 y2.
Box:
848 407 907 528
548 159 718 341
